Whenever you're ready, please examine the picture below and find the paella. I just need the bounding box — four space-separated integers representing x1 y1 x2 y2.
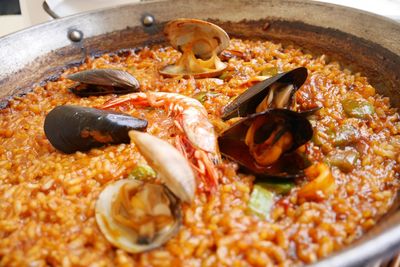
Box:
0 18 399 266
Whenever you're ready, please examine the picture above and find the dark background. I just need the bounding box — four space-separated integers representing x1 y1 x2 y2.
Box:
0 0 21 15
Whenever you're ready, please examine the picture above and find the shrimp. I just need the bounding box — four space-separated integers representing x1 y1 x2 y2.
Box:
101 92 219 192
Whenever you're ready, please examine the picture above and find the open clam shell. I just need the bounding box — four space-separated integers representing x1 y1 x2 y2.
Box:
129 130 196 203
67 69 140 96
95 131 196 254
222 67 308 120
164 18 229 59
95 179 181 253
159 55 227 78
218 109 313 178
160 18 229 78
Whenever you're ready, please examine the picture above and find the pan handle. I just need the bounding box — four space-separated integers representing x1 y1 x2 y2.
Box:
42 1 84 42
42 1 60 19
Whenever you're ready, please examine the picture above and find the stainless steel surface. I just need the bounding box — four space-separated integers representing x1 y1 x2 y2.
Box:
67 29 83 42
142 14 155 27
0 0 399 266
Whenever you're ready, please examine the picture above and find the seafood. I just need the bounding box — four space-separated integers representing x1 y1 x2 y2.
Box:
95 131 195 253
44 105 147 153
159 18 229 78
218 68 314 178
101 92 219 191
218 109 313 178
222 67 308 120
67 69 140 96
129 130 195 202
297 162 336 200
95 179 181 253
2 17 399 266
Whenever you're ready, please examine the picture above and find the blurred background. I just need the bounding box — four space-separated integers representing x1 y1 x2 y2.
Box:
0 0 399 37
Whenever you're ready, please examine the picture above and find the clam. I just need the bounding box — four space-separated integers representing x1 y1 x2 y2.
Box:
67 69 140 96
95 131 195 253
44 105 147 153
95 180 181 252
218 109 313 178
159 18 230 78
129 130 195 203
222 67 308 120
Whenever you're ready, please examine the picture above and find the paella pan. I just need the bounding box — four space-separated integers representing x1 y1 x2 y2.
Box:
0 1 400 266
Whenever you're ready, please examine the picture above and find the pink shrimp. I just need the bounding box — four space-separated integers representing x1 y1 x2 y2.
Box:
101 92 219 192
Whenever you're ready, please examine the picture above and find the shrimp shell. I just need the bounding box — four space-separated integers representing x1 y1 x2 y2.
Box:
102 92 217 154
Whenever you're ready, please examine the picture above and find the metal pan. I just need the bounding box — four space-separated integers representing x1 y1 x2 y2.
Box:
0 1 399 266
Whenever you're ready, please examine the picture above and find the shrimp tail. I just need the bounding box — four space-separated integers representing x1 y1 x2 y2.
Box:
203 151 219 192
177 136 219 192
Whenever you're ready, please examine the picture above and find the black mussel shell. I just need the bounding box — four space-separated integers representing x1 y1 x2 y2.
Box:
67 69 140 97
70 84 134 97
222 67 308 120
218 109 313 178
44 105 147 154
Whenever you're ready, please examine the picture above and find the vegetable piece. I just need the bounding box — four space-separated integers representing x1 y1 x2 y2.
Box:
342 98 375 119
193 92 208 103
298 162 336 201
193 92 218 104
260 66 278 77
327 150 359 173
312 131 324 146
219 72 229 80
248 184 275 219
333 124 359 147
128 164 157 180
257 180 295 194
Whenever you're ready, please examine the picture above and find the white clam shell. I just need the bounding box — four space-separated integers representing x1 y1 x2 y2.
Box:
95 179 181 253
129 130 196 203
161 18 230 78
164 18 230 59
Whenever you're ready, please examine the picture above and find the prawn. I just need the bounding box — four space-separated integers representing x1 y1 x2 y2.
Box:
101 92 219 192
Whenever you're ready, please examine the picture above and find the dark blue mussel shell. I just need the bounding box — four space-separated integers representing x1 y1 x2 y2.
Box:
218 109 313 179
44 105 147 153
222 67 308 120
67 69 140 97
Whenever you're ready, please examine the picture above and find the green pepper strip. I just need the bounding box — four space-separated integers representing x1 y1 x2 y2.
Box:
248 185 275 220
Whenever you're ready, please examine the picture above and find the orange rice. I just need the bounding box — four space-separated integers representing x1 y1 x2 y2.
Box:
0 38 399 266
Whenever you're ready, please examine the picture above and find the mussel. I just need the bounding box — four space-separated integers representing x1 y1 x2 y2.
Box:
95 131 195 253
44 105 147 153
159 18 230 78
67 69 140 96
218 109 313 178
222 67 308 120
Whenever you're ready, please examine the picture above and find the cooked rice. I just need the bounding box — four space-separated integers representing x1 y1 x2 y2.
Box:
0 38 399 266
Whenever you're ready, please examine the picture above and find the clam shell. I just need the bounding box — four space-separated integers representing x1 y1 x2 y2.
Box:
95 179 181 253
159 60 227 79
129 130 196 203
164 18 229 59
